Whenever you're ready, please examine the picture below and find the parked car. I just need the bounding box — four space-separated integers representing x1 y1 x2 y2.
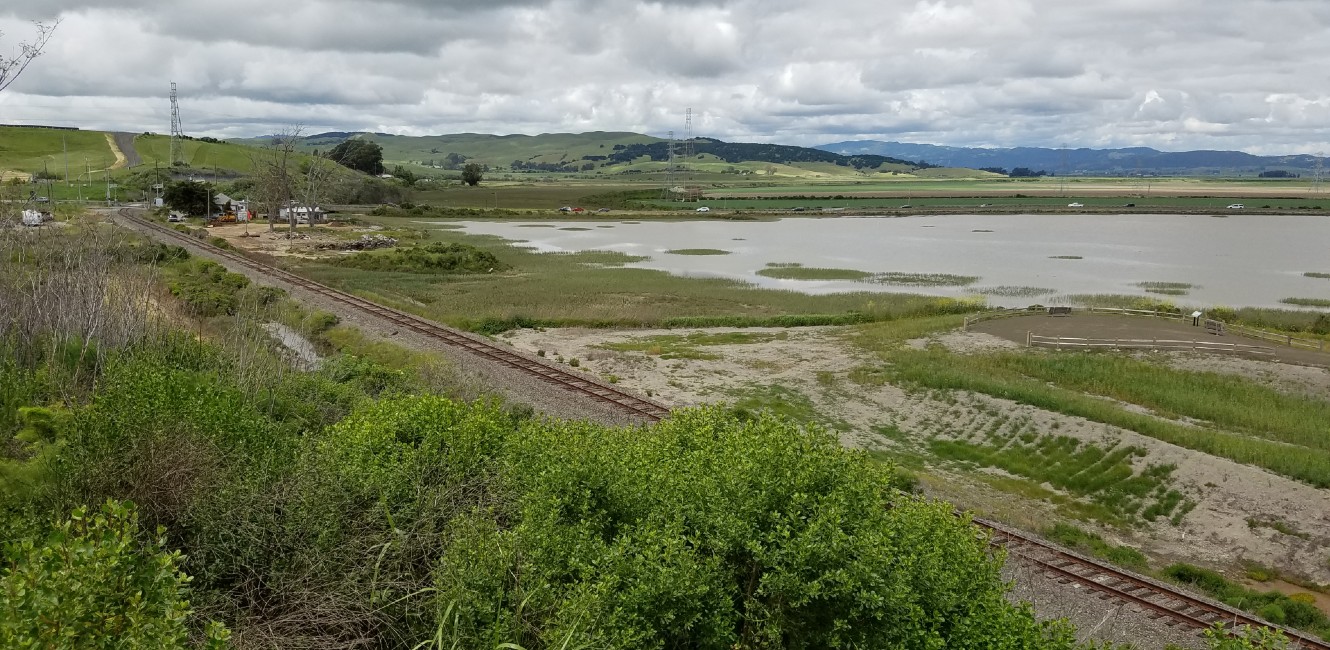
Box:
557 206 573 213
1227 203 1244 209
167 213 185 222
596 207 611 213
1067 202 1084 208
696 206 710 212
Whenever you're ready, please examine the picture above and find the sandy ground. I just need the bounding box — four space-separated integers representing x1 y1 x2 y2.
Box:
200 221 386 258
502 323 1330 595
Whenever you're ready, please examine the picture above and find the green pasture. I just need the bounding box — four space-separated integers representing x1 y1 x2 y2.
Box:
0 126 119 176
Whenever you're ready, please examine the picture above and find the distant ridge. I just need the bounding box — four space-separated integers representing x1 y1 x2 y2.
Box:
817 140 1327 176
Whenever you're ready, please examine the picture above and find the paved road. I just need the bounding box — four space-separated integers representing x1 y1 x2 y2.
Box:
973 313 1330 367
112 132 141 168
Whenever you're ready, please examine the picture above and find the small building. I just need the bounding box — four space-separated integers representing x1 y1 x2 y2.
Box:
212 193 252 221
278 204 325 223
21 209 44 227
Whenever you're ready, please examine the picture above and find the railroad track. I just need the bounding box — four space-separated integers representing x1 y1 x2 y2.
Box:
117 209 1326 648
978 517 1330 649
116 209 671 422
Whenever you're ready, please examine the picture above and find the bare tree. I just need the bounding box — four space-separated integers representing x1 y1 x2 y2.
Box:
249 127 302 233
0 19 60 94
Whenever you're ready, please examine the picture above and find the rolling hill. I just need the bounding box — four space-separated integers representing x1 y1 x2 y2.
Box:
231 131 932 175
818 140 1329 177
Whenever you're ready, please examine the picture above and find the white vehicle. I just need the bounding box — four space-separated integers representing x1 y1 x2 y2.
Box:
167 213 185 223
696 206 711 212
21 210 44 227
1227 203 1244 209
1067 202 1084 208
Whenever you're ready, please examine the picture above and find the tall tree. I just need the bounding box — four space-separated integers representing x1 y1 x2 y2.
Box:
327 139 384 175
461 163 483 187
162 180 212 216
0 19 59 93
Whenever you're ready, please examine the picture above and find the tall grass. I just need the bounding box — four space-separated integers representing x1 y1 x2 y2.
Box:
883 349 1330 487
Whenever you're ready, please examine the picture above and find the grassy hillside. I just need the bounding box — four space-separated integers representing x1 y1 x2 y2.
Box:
0 126 119 178
133 134 259 174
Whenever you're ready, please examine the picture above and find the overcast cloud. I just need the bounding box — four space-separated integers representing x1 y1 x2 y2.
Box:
1 0 1328 153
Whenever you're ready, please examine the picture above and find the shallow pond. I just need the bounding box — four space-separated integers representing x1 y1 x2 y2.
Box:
442 214 1330 309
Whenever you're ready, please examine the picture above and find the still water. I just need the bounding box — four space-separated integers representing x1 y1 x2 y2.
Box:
444 214 1330 309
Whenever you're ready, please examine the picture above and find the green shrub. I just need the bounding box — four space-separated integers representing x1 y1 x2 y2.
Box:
334 242 505 274
0 500 229 648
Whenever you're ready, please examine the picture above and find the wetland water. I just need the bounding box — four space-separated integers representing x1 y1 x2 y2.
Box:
446 213 1330 309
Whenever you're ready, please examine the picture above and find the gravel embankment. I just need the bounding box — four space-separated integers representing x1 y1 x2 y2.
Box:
115 214 650 427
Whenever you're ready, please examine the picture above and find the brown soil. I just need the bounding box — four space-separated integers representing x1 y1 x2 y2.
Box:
200 221 376 259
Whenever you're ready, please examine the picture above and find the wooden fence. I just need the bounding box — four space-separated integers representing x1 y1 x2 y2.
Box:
1027 333 1275 356
963 306 1326 353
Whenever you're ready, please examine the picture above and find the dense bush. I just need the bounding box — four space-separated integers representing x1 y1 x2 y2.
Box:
167 259 251 316
1 500 229 648
1163 564 1330 635
334 242 505 274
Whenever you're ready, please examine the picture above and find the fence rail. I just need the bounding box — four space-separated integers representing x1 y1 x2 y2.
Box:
964 306 1327 353
1027 333 1275 356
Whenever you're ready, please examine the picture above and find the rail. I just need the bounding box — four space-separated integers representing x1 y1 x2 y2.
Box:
975 517 1330 649
1027 333 1275 356
969 306 1326 353
115 209 672 421
118 210 1327 647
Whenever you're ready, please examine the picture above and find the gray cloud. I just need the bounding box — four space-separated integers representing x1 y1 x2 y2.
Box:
1 0 1328 153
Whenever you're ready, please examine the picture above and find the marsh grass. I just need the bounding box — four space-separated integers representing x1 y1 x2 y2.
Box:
1049 255 1083 260
558 227 593 231
665 249 731 256
756 266 874 280
297 224 975 332
1136 281 1195 296
880 349 1330 487
972 286 1057 298
863 272 980 287
1282 297 1330 308
1305 272 1330 280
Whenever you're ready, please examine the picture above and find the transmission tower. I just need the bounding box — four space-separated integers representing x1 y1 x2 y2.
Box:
660 130 677 200
169 82 184 166
1314 152 1325 195
681 108 696 201
1058 142 1068 196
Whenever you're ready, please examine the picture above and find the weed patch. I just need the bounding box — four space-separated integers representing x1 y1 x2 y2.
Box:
666 248 731 255
757 265 874 281
334 242 505 274
863 272 980 287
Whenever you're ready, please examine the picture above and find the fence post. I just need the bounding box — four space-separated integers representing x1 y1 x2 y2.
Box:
1026 331 1031 348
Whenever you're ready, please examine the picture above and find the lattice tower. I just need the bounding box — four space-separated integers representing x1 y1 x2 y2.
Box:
169 82 184 166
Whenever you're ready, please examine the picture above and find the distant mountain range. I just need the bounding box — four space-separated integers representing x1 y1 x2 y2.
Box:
817 141 1328 176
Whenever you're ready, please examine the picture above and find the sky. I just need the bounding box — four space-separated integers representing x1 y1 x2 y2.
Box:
1 0 1328 154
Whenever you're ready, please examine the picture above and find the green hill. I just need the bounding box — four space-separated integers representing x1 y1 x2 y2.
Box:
0 126 263 179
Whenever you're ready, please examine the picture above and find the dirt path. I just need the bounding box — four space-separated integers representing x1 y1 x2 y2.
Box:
112 132 141 168
972 313 1330 367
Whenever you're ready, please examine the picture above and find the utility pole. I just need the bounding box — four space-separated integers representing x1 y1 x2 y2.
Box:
63 135 68 185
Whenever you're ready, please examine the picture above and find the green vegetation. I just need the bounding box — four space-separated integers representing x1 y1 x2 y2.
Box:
1044 523 1149 570
333 242 505 274
1137 281 1196 296
665 248 732 255
929 430 1185 526
0 223 1111 648
876 349 1330 488
298 226 973 332
1164 564 1330 639
865 271 981 286
1281 297 1330 308
973 286 1058 297
1306 272 1330 279
1049 255 1083 260
1 500 229 648
756 263 874 280
600 331 789 360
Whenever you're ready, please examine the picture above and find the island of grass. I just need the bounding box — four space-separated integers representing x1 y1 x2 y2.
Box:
973 286 1057 298
757 263 873 281
1281 297 1330 308
1049 255 1083 260
1136 281 1196 296
666 248 732 256
1305 272 1330 279
864 272 980 287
